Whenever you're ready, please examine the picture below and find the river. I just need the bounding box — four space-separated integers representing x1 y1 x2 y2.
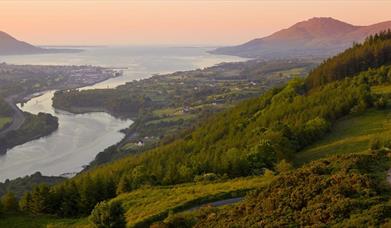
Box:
0 46 244 181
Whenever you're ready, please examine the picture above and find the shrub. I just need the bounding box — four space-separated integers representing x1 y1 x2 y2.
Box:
1 192 18 212
374 96 387 109
275 160 293 174
89 201 126 228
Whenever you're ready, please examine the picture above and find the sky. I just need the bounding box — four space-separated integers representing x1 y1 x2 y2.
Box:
1 0 391 46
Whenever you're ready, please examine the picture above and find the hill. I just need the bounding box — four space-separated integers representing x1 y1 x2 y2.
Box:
212 17 391 59
5 32 391 227
0 31 80 55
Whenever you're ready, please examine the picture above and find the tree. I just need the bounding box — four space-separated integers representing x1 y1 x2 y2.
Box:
30 185 52 214
89 201 126 228
247 140 277 174
116 176 131 195
1 192 18 212
19 192 32 212
0 201 3 216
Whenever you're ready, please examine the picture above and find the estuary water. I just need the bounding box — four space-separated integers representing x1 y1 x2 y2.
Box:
0 46 244 181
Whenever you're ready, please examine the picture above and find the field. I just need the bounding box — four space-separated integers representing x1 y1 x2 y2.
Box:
111 176 273 227
0 116 12 130
294 108 391 165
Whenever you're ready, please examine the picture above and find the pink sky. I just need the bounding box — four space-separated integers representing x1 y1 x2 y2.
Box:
1 1 390 46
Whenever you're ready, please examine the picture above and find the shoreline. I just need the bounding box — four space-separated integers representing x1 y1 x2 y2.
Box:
0 69 120 154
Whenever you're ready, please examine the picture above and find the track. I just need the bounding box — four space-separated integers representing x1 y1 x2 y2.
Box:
186 197 243 212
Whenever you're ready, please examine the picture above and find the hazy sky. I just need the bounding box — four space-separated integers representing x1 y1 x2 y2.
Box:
1 0 390 46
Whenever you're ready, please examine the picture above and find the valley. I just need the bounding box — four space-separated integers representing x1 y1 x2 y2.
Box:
2 31 389 227
1 8 391 227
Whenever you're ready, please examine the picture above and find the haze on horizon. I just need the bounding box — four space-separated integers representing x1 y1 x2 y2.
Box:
1 0 390 46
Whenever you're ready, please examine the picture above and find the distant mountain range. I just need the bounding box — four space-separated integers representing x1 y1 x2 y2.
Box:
211 17 391 59
0 31 81 55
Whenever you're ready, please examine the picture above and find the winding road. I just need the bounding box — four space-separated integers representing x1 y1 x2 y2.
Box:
0 95 25 137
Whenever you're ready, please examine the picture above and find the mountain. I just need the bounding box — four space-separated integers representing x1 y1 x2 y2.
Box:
0 31 80 55
212 17 391 59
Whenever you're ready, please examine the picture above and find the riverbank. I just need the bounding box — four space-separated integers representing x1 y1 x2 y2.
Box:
0 96 25 138
0 112 59 155
0 63 121 155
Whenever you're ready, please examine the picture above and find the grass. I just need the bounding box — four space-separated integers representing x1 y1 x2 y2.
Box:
294 108 391 166
111 176 273 227
0 213 88 228
273 67 307 77
153 107 182 117
372 84 391 94
0 116 12 130
145 114 196 126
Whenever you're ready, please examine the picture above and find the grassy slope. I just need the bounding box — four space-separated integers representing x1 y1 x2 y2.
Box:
295 85 391 165
111 176 273 227
1 176 272 228
294 108 391 165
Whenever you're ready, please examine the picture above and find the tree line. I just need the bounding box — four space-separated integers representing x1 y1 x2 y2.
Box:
306 30 391 88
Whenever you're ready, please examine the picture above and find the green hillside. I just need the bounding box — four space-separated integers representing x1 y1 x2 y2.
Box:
4 32 391 227
294 108 391 165
112 176 272 227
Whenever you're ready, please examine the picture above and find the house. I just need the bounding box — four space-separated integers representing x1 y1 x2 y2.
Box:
136 140 144 147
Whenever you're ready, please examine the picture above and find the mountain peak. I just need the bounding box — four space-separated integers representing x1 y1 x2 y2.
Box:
212 17 391 59
267 17 358 41
0 31 17 41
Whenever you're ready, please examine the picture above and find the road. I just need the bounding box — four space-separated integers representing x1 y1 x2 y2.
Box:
0 95 26 137
186 197 243 212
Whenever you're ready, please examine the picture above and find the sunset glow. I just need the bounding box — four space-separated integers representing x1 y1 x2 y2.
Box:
1 1 391 45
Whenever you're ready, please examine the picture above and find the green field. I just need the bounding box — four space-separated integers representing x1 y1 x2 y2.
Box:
111 176 273 227
0 116 12 130
294 108 391 165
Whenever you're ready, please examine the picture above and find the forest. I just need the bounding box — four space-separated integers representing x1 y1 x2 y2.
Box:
2 32 391 227
306 30 391 88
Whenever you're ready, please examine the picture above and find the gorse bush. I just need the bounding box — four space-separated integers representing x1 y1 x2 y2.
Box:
193 152 391 227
